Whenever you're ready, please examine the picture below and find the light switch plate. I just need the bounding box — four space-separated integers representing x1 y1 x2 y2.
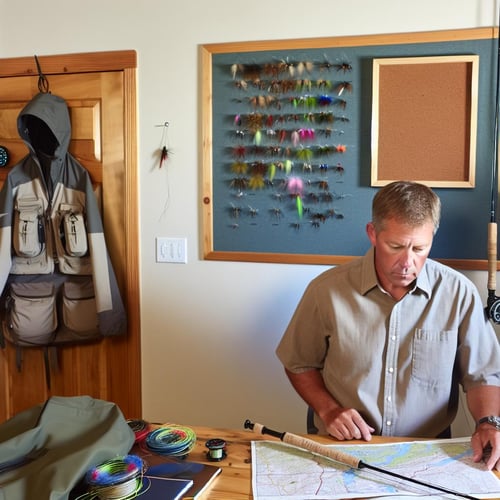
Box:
156 237 187 263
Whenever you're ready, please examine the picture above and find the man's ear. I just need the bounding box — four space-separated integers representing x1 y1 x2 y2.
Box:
366 222 376 246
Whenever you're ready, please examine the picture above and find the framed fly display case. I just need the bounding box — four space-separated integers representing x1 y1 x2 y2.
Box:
201 28 498 269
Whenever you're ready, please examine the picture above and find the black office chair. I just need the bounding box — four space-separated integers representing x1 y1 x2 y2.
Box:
307 406 318 434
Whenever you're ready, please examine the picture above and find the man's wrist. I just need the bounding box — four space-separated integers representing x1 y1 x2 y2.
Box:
477 416 500 431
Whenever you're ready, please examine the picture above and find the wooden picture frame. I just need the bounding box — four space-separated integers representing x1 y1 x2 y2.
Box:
371 55 479 188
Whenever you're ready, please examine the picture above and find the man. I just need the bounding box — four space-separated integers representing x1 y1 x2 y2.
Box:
276 181 500 470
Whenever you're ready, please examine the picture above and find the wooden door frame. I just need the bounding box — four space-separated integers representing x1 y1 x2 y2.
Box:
0 51 141 417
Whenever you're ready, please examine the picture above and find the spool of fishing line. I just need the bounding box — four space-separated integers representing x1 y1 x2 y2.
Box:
145 425 197 458
127 418 150 443
205 438 227 461
85 454 144 499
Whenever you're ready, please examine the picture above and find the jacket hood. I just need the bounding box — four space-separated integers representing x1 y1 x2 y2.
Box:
17 93 71 160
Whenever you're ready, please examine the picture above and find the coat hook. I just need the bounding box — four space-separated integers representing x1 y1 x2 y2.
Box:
155 121 169 128
34 55 50 93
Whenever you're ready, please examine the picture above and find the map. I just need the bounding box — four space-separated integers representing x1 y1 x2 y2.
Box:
251 437 500 499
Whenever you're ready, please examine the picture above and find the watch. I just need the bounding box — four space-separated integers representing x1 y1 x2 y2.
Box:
477 415 500 431
0 146 8 167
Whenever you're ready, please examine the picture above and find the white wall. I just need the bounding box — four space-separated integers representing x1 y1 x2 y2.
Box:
1 0 498 436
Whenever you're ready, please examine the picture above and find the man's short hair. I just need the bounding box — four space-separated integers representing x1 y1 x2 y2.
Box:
371 180 441 234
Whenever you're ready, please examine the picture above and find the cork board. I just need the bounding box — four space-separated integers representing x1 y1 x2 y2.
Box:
371 55 479 187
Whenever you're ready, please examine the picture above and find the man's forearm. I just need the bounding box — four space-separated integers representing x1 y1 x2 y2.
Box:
466 385 500 421
284 368 341 418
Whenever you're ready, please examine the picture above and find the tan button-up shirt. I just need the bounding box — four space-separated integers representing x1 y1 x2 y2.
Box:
276 247 500 437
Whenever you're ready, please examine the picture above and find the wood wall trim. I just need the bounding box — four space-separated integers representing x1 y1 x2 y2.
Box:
0 50 137 77
204 251 494 271
120 67 142 407
201 27 495 54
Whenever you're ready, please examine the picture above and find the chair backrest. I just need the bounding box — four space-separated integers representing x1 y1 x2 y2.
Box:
307 406 318 434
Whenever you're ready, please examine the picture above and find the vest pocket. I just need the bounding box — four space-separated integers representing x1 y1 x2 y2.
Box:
62 212 88 257
62 279 98 333
8 282 57 345
53 204 91 275
13 197 45 258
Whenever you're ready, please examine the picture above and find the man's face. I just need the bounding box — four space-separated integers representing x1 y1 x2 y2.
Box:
366 217 434 299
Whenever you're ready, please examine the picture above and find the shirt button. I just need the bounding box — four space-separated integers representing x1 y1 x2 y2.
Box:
386 420 392 426
391 335 396 341
387 396 392 402
388 367 394 373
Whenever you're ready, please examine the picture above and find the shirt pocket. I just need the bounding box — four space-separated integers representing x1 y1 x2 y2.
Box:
411 328 457 388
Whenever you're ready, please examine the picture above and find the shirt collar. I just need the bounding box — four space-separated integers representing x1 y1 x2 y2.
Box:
414 262 431 298
360 246 431 298
360 247 379 295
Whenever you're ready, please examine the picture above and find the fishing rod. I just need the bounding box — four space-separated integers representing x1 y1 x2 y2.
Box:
486 6 500 324
244 419 480 500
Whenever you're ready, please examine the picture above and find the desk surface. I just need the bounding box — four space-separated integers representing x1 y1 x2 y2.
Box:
178 425 500 499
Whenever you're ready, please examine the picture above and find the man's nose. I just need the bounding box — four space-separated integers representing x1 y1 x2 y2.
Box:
399 249 412 268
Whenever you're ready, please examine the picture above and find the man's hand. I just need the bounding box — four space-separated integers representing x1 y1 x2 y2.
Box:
282 368 375 441
322 407 375 441
471 423 500 471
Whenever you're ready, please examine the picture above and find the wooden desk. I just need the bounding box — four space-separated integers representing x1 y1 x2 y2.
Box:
183 425 500 499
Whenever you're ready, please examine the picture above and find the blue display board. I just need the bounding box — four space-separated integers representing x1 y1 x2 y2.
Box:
201 29 498 269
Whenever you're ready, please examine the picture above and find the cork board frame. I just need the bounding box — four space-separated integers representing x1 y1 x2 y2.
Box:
371 55 479 188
